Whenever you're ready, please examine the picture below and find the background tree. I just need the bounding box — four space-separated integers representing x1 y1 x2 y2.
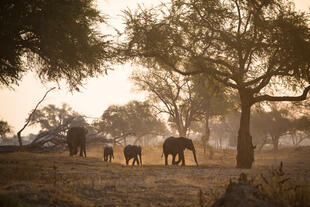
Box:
95 101 169 146
131 69 208 137
215 111 241 148
190 75 235 155
30 103 88 132
27 103 89 149
122 0 310 168
0 120 12 139
0 0 111 90
251 107 291 151
289 116 310 146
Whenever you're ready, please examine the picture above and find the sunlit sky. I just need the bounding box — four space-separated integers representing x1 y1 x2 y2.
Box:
0 0 309 136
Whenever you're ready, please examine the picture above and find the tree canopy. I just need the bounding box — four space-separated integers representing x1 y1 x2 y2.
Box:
29 103 88 132
94 101 169 145
0 120 12 139
251 103 310 150
121 0 310 168
0 0 111 90
131 68 209 137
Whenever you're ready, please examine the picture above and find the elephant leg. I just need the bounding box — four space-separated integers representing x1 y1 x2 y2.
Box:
83 143 86 157
73 146 78 155
164 154 168 165
109 155 112 162
68 143 73 156
179 151 185 166
174 153 181 165
126 157 129 165
136 155 140 166
133 156 139 166
80 146 83 157
172 154 177 165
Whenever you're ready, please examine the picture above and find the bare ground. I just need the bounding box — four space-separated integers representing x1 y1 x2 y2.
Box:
0 144 309 207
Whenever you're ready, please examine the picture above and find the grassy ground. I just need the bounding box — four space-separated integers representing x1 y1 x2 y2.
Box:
0 144 309 207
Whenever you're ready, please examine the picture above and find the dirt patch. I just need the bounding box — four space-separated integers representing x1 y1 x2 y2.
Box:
0 146 309 206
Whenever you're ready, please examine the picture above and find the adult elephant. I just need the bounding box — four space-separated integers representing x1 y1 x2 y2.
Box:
123 145 142 166
162 136 198 166
66 127 87 157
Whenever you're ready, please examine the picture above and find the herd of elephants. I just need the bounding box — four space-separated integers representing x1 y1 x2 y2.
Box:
67 127 199 166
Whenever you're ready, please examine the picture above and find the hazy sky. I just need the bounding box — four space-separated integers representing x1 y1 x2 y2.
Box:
0 0 309 136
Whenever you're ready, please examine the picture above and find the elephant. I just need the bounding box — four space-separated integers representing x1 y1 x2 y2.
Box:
66 127 87 157
123 145 142 166
162 136 198 166
103 146 114 162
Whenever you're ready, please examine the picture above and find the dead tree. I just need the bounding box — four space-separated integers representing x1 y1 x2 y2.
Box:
17 87 55 146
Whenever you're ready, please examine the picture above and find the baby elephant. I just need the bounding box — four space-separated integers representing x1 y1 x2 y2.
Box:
103 146 114 162
123 145 142 166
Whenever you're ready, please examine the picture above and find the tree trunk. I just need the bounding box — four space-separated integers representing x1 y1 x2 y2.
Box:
201 111 210 156
290 133 297 146
272 135 279 152
236 92 254 169
178 125 187 137
259 136 268 151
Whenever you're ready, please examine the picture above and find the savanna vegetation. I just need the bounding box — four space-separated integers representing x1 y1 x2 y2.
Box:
1 0 310 206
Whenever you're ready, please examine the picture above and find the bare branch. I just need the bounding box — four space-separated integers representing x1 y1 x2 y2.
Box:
17 87 56 146
253 85 310 103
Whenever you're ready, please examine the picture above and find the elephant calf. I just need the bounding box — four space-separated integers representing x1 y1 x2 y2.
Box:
66 127 87 157
103 146 114 162
123 145 142 166
162 136 198 166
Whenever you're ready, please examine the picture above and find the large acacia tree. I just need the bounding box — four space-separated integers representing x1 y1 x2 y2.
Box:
0 0 111 90
122 0 310 168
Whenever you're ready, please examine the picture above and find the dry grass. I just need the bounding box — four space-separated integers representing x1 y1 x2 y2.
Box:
0 144 309 207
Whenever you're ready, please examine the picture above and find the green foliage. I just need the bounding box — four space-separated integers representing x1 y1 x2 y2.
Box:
94 100 169 139
0 0 111 90
0 120 12 139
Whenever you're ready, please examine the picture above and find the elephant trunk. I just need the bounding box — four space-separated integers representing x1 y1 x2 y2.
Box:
192 150 198 166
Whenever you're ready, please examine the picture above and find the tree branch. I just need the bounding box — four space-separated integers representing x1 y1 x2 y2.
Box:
253 85 310 103
17 87 56 146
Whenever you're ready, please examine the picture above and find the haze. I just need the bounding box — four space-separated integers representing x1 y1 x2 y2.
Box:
0 0 309 135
